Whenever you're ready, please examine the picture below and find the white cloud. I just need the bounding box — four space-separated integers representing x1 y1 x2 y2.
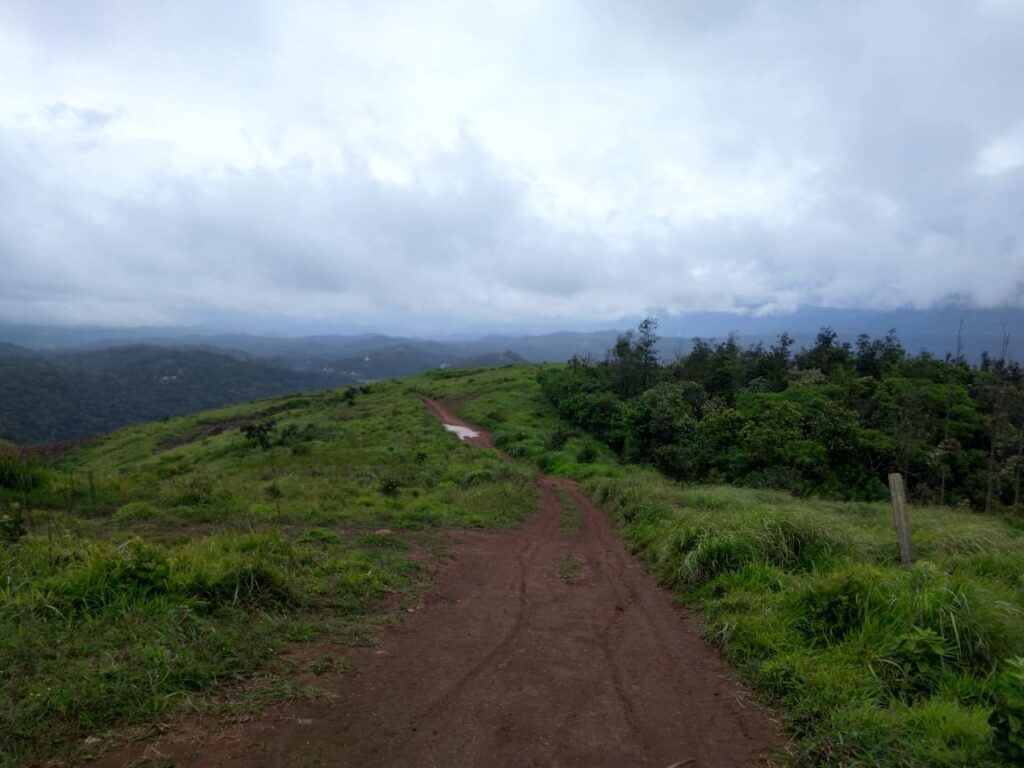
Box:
977 123 1024 176
0 0 1022 331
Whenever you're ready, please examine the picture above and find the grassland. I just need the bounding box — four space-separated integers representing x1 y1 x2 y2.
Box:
2 364 1023 766
0 378 534 767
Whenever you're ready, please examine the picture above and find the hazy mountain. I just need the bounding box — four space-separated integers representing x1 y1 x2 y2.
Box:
2 306 1018 366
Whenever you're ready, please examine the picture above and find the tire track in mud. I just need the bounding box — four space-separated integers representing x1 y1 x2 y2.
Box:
92 399 783 768
407 481 557 737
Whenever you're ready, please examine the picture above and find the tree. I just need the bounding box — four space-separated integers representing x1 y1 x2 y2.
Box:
636 317 660 392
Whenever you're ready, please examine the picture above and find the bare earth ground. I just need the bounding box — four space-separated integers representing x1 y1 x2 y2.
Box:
92 400 783 768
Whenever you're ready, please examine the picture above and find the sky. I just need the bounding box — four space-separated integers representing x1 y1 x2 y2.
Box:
1 0 1023 334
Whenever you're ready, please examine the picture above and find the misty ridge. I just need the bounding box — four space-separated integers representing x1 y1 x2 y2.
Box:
0 305 1020 444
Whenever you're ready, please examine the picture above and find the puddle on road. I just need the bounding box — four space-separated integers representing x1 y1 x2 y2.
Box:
443 423 479 441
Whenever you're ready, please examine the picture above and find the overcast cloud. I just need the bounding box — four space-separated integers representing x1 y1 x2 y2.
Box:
1 0 1022 332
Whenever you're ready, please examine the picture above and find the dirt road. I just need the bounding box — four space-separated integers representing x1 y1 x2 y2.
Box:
95 400 783 767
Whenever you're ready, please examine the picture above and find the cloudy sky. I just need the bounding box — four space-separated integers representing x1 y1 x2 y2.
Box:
1 1 1022 333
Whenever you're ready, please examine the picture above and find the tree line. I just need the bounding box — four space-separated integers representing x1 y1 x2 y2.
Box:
539 319 1024 510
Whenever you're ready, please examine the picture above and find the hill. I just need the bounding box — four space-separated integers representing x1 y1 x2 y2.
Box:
1 365 1022 766
0 345 353 443
2 305 1021 365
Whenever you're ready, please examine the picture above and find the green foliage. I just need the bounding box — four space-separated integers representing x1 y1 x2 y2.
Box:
0 370 543 766
112 500 159 521
298 526 341 545
541 320 1022 509
378 475 400 495
990 658 1024 761
594 475 1024 766
357 532 408 550
241 419 277 450
0 455 48 491
0 503 26 543
0 527 420 766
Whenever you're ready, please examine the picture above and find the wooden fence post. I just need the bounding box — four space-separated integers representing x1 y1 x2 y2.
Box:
888 472 915 567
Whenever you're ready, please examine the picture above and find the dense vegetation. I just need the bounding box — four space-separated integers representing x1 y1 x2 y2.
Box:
0 345 352 444
2 363 1023 766
539 320 1024 511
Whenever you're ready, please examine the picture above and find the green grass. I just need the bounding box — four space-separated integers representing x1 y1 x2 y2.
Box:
3 364 1023 766
555 553 583 582
589 475 1024 766
411 365 620 481
0 377 538 767
556 489 583 533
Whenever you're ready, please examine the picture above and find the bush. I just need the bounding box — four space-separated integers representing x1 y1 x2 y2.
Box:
795 566 883 644
0 503 26 543
577 445 598 464
378 476 400 496
0 455 48 491
241 419 277 450
990 657 1024 761
544 428 570 451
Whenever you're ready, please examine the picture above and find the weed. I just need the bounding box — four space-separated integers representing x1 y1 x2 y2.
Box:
556 553 583 582
112 500 160 522
556 490 582 533
357 533 408 550
298 527 341 545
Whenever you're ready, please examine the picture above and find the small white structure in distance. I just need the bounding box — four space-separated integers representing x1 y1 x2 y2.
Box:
443 424 479 441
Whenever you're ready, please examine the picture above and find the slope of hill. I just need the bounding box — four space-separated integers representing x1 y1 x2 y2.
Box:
0 345 353 443
1 365 1022 767
327 344 524 379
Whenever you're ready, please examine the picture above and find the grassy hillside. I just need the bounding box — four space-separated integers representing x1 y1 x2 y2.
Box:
0 375 534 767
2 364 1023 766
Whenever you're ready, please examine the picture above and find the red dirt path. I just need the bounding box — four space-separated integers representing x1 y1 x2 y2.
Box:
93 399 783 767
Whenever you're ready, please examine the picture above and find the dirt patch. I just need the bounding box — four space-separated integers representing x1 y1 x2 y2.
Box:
2 437 96 462
91 401 784 767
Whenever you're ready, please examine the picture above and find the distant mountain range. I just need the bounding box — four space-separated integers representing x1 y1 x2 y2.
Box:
1 305 1020 443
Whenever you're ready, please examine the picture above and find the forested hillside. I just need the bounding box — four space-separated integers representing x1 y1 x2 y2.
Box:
0 346 350 443
540 321 1024 511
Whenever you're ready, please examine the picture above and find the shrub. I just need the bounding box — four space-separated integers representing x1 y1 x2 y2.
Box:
0 455 48 491
241 419 277 449
0 503 26 543
181 560 297 610
577 445 598 464
990 657 1024 761
795 566 883 644
544 428 570 451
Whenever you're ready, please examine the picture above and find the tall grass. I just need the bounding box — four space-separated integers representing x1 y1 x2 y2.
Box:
0 526 419 767
589 475 1024 767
